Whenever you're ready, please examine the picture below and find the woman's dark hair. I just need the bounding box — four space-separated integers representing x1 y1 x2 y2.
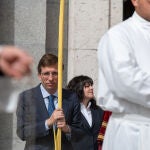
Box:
67 75 98 109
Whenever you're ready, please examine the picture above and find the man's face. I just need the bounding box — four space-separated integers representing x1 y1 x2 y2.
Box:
132 0 150 21
38 64 58 94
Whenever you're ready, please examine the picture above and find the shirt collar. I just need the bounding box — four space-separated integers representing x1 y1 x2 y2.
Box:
80 101 91 110
40 84 58 98
132 12 150 28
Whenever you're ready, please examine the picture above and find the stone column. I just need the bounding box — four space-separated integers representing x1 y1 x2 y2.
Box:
13 0 46 149
67 0 123 94
0 1 15 150
68 0 109 93
46 0 69 86
110 0 123 26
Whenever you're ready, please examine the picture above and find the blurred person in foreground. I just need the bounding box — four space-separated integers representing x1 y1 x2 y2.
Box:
67 75 104 150
0 45 32 79
0 45 32 112
97 0 150 150
16 53 80 150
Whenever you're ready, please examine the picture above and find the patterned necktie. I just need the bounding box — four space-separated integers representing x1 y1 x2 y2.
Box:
48 95 55 116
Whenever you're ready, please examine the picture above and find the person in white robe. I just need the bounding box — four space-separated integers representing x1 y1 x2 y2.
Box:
97 0 150 150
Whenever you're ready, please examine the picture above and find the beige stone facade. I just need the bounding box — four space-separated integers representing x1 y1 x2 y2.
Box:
0 0 126 149
68 0 123 94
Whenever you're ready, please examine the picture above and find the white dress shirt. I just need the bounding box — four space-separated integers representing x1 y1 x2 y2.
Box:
40 84 58 130
80 102 92 127
40 84 58 109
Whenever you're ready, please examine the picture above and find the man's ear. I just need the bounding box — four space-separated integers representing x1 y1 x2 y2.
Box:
131 0 138 7
38 73 42 81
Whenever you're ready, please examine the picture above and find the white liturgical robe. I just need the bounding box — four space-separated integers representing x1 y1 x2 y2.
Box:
97 12 150 150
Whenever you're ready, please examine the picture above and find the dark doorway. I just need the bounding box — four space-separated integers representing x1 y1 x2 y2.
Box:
123 0 135 20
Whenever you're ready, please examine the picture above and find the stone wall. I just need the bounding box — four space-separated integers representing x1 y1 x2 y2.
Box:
67 0 123 94
0 0 123 149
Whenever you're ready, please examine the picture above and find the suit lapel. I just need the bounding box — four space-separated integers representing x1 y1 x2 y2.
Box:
91 108 96 127
91 108 102 131
62 89 69 118
34 84 49 118
81 112 92 130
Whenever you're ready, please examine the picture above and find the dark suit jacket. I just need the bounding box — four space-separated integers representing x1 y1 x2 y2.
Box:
16 84 80 150
71 106 104 150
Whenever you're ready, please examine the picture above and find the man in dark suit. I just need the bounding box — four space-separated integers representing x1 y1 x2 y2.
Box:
16 53 80 150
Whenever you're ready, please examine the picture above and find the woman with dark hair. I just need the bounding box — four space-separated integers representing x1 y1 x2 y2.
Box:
67 75 104 150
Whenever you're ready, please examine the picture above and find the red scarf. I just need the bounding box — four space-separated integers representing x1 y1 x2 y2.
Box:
97 111 112 150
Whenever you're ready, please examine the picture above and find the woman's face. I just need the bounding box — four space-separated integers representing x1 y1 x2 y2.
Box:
83 83 94 101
